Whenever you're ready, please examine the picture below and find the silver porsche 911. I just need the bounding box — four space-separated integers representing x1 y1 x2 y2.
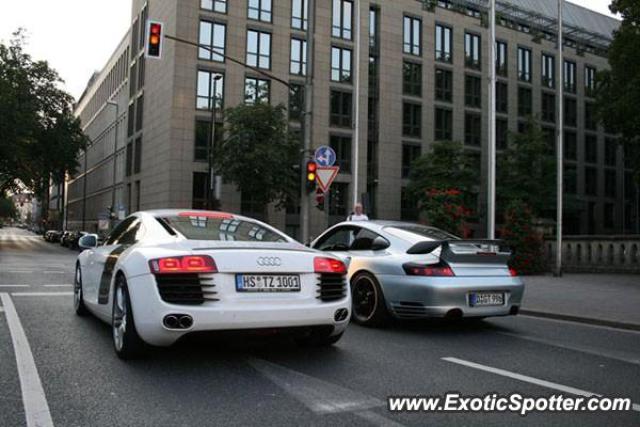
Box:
310 221 524 326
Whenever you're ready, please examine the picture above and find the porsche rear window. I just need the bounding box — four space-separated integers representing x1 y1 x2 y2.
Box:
160 216 288 242
385 225 457 243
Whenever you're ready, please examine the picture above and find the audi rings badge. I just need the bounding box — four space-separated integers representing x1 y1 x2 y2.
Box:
256 257 282 267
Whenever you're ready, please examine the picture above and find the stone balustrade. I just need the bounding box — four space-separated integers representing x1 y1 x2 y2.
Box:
545 236 640 273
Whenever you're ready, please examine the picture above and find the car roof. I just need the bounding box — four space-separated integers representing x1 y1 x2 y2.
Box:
136 209 254 222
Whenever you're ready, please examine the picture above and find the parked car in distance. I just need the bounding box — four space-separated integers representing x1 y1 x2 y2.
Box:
70 231 89 250
60 231 73 247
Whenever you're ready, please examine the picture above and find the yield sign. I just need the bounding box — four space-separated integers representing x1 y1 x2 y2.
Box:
316 166 340 193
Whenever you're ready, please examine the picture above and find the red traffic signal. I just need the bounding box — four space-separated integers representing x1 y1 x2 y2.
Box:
146 21 164 59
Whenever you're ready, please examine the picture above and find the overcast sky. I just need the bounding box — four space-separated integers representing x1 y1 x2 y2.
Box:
0 0 620 101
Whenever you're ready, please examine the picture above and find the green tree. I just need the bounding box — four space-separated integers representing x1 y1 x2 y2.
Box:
0 195 17 219
407 141 477 235
496 118 556 218
0 31 87 211
214 103 299 221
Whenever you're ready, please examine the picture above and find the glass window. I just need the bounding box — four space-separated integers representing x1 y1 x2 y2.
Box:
192 172 208 209
385 224 456 243
496 118 508 150
402 143 421 179
464 33 481 70
435 108 453 141
541 92 555 123
585 66 596 97
126 143 133 177
605 138 617 166
314 226 358 251
292 0 308 30
403 103 421 138
331 46 352 82
127 103 135 136
518 86 532 117
248 0 272 22
517 47 531 82
564 61 576 93
585 134 598 163
246 30 271 69
496 81 508 113
465 75 481 108
162 215 288 242
435 25 452 62
133 136 142 174
290 38 307 76
201 0 227 13
604 203 615 228
542 54 555 88
496 41 507 76
564 131 577 160
585 166 597 196
400 188 419 221
332 0 353 40
403 61 422 97
564 97 577 127
330 134 352 173
289 84 304 121
195 121 223 162
585 102 597 130
107 217 140 245
564 164 577 194
244 77 270 104
435 68 452 102
403 16 422 56
605 170 617 198
330 90 352 127
465 113 481 146
196 71 224 110
199 21 226 61
369 6 379 49
135 95 144 132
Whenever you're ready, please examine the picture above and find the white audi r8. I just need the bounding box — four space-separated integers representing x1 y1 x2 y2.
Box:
74 210 350 359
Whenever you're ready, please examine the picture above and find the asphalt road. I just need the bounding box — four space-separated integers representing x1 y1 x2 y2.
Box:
1 227 639 427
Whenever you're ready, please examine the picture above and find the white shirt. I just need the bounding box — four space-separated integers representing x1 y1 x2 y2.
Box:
348 213 369 221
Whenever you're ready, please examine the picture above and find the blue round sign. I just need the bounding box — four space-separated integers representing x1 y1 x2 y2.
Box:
314 146 336 167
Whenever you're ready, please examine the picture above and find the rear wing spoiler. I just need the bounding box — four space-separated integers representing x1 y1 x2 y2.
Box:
406 239 512 264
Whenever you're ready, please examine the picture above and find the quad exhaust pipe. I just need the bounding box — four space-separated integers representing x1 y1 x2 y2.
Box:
163 314 193 330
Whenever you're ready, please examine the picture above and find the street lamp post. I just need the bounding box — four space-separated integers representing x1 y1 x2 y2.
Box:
555 0 564 276
106 100 119 229
208 74 223 209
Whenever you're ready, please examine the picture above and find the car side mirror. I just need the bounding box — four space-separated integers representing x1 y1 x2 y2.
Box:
78 234 98 250
371 236 390 251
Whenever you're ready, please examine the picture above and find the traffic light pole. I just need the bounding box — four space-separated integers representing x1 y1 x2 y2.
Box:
301 0 315 244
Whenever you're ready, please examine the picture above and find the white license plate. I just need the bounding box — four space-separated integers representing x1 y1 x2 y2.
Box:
236 274 301 292
469 292 504 307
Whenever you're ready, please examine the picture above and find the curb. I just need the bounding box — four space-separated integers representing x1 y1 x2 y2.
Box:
520 309 640 332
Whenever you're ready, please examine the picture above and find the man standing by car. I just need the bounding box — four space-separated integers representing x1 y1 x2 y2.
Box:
347 203 369 222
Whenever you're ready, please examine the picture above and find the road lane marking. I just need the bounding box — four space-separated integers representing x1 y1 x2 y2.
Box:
0 285 31 288
12 292 74 297
0 293 54 427
495 331 640 366
443 357 640 412
43 271 65 274
43 284 73 288
248 358 405 426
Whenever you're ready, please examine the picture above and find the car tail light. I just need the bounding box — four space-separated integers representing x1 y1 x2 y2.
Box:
509 268 518 277
314 257 347 274
149 255 217 274
403 263 455 277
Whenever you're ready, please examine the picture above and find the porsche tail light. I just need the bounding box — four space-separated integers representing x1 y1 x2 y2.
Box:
509 268 518 277
403 263 455 277
314 257 347 274
149 255 217 274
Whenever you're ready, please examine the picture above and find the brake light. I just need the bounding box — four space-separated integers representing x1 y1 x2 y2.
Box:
149 255 217 274
509 268 518 277
314 257 347 274
403 263 455 277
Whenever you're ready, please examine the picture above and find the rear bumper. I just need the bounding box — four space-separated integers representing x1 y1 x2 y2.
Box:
127 274 351 346
378 274 524 319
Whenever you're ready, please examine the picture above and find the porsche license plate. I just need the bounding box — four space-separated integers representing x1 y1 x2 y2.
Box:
469 292 504 307
236 274 301 292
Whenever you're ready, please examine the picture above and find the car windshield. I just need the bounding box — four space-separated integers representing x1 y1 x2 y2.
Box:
384 224 458 243
160 215 289 242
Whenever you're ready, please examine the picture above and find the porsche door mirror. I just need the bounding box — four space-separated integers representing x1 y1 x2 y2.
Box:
371 236 390 251
78 234 98 250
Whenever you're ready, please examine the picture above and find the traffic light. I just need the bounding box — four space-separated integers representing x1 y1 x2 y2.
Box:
146 21 164 59
305 161 317 193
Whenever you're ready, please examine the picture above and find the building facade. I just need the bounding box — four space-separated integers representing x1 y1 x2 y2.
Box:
66 0 637 239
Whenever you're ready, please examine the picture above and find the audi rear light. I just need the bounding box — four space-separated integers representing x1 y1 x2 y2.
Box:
149 255 217 274
509 268 518 277
403 263 455 277
314 257 347 274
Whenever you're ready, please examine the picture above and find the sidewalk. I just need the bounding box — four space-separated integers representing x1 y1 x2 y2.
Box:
520 274 640 331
